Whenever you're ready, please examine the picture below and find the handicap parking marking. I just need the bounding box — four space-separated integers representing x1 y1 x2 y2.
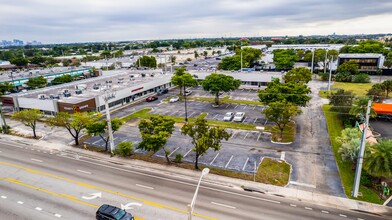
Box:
210 153 220 165
225 155 234 168
242 157 249 171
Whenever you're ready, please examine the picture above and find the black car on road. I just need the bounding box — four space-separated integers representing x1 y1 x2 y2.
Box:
96 204 134 220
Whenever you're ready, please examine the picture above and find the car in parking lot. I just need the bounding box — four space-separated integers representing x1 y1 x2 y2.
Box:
96 204 134 220
146 95 158 102
184 89 192 96
233 112 245 122
223 112 234 121
169 96 179 103
157 88 168 95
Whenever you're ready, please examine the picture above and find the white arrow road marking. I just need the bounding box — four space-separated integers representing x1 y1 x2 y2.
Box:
121 202 143 210
82 192 102 200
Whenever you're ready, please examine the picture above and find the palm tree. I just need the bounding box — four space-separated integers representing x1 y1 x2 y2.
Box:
349 97 377 119
364 139 392 179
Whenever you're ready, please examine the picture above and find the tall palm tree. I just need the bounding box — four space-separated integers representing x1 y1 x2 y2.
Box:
349 97 377 119
364 140 392 179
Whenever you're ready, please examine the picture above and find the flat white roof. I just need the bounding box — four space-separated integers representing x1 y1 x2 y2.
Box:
338 53 384 58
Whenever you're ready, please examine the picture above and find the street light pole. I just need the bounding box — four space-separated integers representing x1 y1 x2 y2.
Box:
240 41 243 72
328 56 334 94
184 86 188 122
188 168 209 220
311 48 315 74
0 102 8 134
103 83 115 156
324 49 328 74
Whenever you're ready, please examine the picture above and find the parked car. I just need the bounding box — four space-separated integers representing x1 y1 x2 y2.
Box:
169 96 179 103
184 90 192 96
157 88 168 95
146 95 158 102
233 112 245 122
96 204 134 220
223 112 234 121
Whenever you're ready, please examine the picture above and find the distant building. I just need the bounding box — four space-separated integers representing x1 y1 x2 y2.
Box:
337 53 385 72
269 44 344 51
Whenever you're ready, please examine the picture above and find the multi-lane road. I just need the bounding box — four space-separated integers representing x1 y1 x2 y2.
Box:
0 140 387 220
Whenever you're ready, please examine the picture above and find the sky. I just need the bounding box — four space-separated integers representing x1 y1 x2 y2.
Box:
1 0 392 44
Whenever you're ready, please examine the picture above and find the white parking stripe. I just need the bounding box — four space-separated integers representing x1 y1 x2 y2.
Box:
253 118 257 124
225 155 234 168
305 207 312 210
188 112 196 118
1 196 7 199
184 149 192 157
211 202 236 209
252 106 256 110
210 153 220 165
212 114 218 119
243 132 249 139
234 104 239 109
168 147 180 157
242 158 249 171
225 104 230 108
257 133 261 142
92 138 102 145
242 105 247 109
290 204 297 207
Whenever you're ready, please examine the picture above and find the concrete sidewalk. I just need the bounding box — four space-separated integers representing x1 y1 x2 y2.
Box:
1 118 392 217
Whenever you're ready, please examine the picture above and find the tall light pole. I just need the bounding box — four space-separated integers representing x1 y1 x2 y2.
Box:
328 56 334 94
0 102 8 134
188 168 209 220
324 49 328 74
311 48 315 74
102 82 116 156
240 41 243 72
352 100 372 198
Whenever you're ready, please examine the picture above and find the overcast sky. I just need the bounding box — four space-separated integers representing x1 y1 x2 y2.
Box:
1 0 392 43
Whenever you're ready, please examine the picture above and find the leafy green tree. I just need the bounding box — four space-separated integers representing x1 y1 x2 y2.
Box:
258 79 311 106
0 82 15 95
46 112 101 145
135 56 157 68
367 83 387 103
335 72 353 82
138 116 175 163
10 57 29 67
12 109 43 138
194 51 199 59
116 141 133 156
171 67 198 95
62 59 71 67
262 102 301 140
51 74 74 85
364 139 392 179
181 116 230 169
283 67 312 83
328 89 355 114
170 55 176 65
349 97 377 119
100 50 112 59
113 50 123 57
203 51 208 58
336 128 362 163
86 118 124 151
352 74 370 83
217 55 242 70
272 49 298 70
201 73 241 105
337 60 359 75
381 80 392 97
30 56 46 65
26 76 47 89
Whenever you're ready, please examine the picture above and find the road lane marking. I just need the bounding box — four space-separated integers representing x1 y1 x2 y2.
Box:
225 155 234 168
31 158 43 163
321 210 329 214
1 195 7 199
54 214 62 218
339 214 347 218
77 169 92 175
17 201 24 204
0 150 2 153
168 147 180 157
136 184 154 190
357 218 364 220
242 158 249 171
211 202 236 209
290 204 296 207
210 153 219 165
35 207 42 211
305 207 312 210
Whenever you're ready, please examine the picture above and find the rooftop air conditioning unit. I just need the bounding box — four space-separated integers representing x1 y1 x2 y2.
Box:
63 92 71 97
93 84 100 90
75 84 87 90
49 94 60 100
75 90 82 95
141 73 146 77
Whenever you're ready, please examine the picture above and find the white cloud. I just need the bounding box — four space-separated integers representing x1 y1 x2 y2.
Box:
0 0 391 43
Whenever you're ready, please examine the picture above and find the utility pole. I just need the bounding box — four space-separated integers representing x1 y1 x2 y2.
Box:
352 100 372 198
324 49 328 74
103 82 116 156
328 56 334 93
311 48 315 74
0 103 8 134
240 41 243 72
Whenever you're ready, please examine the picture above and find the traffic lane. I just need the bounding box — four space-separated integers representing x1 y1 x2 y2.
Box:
0 142 386 220
0 178 95 220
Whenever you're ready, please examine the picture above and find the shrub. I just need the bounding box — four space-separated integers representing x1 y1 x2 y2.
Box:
116 141 133 156
319 72 329 81
361 171 373 187
175 154 183 163
353 74 370 83
335 72 352 82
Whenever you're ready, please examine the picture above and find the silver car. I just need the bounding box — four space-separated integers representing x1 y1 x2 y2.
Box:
169 96 179 103
223 112 234 121
233 112 245 122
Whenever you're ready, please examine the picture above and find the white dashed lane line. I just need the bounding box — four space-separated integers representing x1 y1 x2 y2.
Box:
339 214 347 218
305 207 312 210
135 184 154 190
17 201 24 205
321 210 329 214
77 169 92 175
35 207 43 211
1 195 7 199
211 202 236 209
289 204 297 207
31 158 43 163
54 213 62 218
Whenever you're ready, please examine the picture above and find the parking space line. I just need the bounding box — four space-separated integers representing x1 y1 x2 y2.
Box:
210 153 220 165
225 155 234 168
188 112 196 118
252 106 256 110
212 114 219 119
264 119 268 125
257 133 261 142
253 118 257 124
92 139 102 145
242 117 247 122
234 104 239 109
184 149 192 157
225 104 230 108
243 132 249 139
168 147 180 157
242 105 247 110
242 157 249 171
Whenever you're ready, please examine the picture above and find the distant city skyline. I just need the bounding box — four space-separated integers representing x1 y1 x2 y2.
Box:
1 0 392 44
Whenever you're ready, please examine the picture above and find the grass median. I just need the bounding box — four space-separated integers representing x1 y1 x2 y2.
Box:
256 158 290 186
322 105 382 204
